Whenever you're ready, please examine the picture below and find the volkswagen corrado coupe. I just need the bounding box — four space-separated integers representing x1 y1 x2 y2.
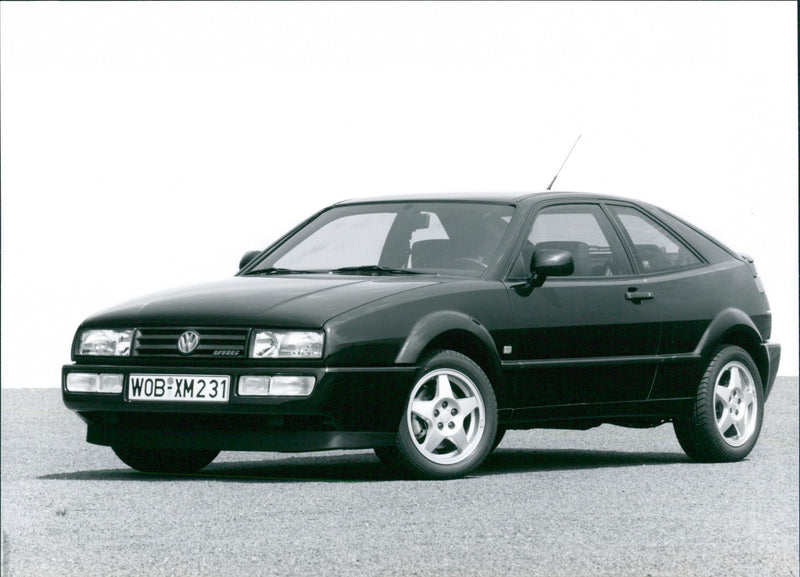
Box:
63 193 781 479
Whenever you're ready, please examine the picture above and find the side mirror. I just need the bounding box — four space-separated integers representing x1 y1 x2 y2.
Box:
239 250 261 270
529 249 574 286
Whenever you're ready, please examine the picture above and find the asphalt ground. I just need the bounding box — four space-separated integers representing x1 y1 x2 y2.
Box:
2 378 797 577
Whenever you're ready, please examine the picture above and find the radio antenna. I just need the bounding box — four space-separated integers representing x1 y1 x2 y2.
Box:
546 134 582 191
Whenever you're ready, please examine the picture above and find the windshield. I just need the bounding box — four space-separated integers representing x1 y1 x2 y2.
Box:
247 202 516 278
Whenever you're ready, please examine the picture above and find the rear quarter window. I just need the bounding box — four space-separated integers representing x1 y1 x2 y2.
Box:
609 205 703 273
645 205 739 265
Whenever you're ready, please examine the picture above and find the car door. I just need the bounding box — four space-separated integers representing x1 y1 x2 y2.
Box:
603 202 712 399
504 202 662 409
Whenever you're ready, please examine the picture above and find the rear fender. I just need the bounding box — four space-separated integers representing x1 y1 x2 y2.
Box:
693 307 771 395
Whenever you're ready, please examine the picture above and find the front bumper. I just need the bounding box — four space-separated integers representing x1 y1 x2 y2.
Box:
63 363 418 451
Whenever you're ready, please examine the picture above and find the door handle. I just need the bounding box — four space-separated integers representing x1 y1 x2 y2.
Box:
625 290 654 302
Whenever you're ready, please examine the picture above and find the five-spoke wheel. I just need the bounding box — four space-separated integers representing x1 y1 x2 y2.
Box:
406 368 485 465
674 345 764 462
712 360 759 447
386 350 497 479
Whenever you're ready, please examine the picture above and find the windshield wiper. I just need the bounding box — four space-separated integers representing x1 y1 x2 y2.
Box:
328 265 428 276
244 268 319 276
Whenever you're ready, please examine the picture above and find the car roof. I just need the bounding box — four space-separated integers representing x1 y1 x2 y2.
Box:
333 191 643 206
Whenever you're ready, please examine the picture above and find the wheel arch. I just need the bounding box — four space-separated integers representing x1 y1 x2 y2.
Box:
694 308 769 391
394 311 509 408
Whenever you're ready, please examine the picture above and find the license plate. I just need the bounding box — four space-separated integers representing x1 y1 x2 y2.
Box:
128 374 229 402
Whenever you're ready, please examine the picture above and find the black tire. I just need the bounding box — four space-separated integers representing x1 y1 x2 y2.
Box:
373 446 403 470
491 425 507 452
377 427 505 473
393 350 498 480
112 446 219 474
673 345 764 462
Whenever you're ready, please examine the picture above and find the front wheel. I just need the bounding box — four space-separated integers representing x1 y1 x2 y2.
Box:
393 350 497 480
673 345 764 462
112 446 220 474
491 425 507 452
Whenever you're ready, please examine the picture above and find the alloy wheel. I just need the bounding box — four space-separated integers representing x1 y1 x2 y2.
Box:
405 368 486 465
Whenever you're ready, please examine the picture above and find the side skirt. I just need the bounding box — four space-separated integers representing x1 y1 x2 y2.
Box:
503 397 694 430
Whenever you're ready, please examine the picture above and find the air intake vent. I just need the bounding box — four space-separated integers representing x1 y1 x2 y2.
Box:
133 328 249 358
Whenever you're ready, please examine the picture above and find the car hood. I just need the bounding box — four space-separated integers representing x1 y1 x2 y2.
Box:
81 275 442 328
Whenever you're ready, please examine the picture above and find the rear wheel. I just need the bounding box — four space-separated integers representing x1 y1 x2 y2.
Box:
392 350 497 480
673 345 763 462
112 446 219 474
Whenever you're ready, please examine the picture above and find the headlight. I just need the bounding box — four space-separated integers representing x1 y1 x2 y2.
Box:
250 330 324 359
77 329 133 356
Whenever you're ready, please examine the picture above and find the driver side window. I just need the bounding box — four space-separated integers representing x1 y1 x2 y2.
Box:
511 204 632 278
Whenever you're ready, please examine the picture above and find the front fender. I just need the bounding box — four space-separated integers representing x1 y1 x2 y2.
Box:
395 311 500 366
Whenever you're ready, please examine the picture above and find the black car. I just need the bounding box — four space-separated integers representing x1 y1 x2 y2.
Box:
63 193 781 479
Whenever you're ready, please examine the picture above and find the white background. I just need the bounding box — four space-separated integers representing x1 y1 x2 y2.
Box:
1 2 797 388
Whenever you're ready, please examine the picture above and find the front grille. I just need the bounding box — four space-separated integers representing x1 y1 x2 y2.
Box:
133 328 249 358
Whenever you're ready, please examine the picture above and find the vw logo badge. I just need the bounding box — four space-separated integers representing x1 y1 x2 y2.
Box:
177 330 200 354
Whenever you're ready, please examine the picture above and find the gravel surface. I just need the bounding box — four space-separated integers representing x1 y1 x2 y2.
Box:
2 379 797 577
